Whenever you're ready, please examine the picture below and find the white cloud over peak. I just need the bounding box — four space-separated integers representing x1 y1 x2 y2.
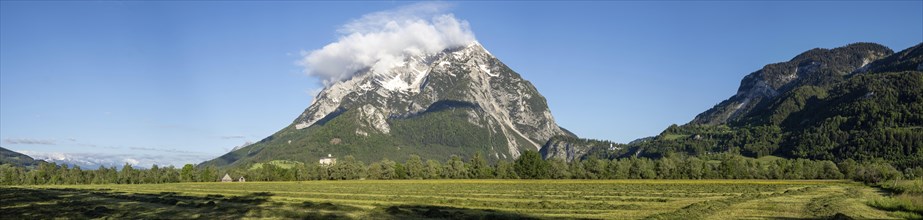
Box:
298 2 477 85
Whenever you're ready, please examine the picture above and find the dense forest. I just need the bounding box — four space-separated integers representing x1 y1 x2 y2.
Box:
2 151 918 186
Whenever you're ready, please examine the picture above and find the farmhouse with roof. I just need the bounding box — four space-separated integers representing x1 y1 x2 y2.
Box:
319 154 336 166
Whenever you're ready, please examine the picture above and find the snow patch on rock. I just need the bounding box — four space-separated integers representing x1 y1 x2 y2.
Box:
292 43 565 158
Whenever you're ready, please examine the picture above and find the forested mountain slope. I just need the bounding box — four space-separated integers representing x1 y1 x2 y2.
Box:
0 147 43 169
628 43 922 169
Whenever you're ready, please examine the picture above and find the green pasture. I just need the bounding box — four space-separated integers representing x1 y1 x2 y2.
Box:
2 179 918 219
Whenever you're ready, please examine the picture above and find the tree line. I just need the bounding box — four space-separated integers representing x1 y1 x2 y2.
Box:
1 151 918 186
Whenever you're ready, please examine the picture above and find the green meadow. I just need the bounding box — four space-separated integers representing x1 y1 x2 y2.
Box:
3 179 918 219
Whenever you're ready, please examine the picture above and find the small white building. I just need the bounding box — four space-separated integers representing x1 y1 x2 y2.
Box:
238 176 246 182
221 173 233 182
319 154 336 166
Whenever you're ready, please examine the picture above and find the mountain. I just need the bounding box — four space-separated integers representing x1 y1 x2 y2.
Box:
691 43 893 125
0 147 44 169
859 42 923 74
201 42 571 169
631 43 923 169
539 136 628 163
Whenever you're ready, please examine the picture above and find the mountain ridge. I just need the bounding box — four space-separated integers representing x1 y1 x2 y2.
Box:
200 42 572 169
623 42 922 169
690 43 893 125
0 147 44 169
539 42 921 169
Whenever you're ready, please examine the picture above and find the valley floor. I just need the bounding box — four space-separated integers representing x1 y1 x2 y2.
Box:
0 180 914 219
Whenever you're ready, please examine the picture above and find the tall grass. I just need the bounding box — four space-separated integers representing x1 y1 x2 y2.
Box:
868 179 923 217
880 179 923 194
867 194 923 216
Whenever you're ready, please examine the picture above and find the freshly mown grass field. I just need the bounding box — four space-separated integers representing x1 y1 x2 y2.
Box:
1 180 918 219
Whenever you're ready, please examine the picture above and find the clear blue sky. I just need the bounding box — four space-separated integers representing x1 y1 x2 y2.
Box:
2 1 921 168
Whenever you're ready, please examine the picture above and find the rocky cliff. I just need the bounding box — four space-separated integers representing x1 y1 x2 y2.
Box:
201 42 572 168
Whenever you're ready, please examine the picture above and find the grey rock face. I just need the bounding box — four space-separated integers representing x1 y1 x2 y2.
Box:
539 136 620 163
540 140 592 163
291 42 568 158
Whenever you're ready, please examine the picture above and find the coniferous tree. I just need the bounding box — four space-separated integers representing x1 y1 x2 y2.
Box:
120 163 135 184
467 152 493 179
514 150 549 179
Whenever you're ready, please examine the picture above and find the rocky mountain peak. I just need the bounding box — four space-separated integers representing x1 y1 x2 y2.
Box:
293 42 498 130
203 41 571 168
690 43 894 125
